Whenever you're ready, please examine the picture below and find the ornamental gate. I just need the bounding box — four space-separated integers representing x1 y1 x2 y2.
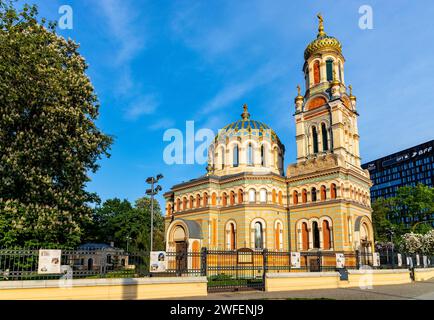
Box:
205 248 265 293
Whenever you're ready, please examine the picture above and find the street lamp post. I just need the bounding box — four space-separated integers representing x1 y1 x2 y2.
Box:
387 228 395 268
146 174 163 252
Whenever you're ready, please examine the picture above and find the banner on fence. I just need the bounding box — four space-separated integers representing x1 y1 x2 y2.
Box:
150 251 167 272
416 254 420 266
336 253 345 268
290 252 300 268
373 252 380 267
397 253 402 267
406 256 413 268
38 249 61 274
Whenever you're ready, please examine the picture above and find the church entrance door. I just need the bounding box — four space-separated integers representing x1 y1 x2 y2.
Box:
175 241 188 274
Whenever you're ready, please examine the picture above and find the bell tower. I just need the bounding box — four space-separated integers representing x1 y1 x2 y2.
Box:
294 14 361 168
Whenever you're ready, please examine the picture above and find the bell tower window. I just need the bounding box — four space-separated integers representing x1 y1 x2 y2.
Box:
312 127 319 154
313 61 320 84
326 59 333 81
321 123 328 151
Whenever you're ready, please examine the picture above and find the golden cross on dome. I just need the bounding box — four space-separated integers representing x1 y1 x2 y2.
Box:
317 13 326 38
297 85 301 96
348 85 353 95
241 103 250 120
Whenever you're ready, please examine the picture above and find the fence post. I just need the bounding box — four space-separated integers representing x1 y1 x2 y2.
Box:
262 249 268 290
318 251 322 272
200 247 207 277
355 250 360 269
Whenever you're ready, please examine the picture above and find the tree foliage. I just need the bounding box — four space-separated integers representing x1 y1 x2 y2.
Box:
0 1 112 247
84 197 165 252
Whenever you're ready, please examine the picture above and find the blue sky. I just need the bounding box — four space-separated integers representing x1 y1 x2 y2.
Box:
27 0 434 208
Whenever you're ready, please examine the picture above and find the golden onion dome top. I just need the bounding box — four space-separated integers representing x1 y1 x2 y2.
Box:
304 14 342 60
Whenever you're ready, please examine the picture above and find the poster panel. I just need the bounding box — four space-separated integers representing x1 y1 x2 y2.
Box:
150 251 167 272
397 253 402 267
373 252 380 267
290 252 300 269
38 249 61 274
336 253 345 268
416 254 420 266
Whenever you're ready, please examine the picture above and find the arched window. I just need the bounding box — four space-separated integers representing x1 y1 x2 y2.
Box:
182 197 187 210
293 191 299 205
259 189 267 203
237 189 243 204
203 193 209 206
230 191 235 205
222 192 228 206
211 192 217 205
247 143 253 166
274 148 278 168
196 194 201 208
278 191 283 205
230 223 236 250
221 147 225 169
320 185 327 201
226 222 236 250
254 221 264 250
326 59 334 81
339 62 342 81
321 123 328 151
312 127 319 154
312 221 320 249
233 145 239 167
301 222 309 250
313 60 320 84
302 189 307 203
189 196 194 209
311 187 317 202
167 204 172 215
323 220 332 250
260 145 265 166
249 189 256 203
272 189 276 203
275 221 283 250
331 183 337 199
176 198 181 211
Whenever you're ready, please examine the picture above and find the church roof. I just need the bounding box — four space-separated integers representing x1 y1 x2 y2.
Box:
215 104 282 146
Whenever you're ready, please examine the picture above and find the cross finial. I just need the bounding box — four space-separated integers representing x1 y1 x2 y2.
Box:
297 85 301 96
317 13 326 38
348 84 353 95
241 103 250 120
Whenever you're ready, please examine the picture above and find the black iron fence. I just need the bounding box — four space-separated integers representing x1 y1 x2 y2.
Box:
1 247 433 282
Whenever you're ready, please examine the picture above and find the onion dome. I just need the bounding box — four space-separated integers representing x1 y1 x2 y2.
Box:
348 85 357 101
304 13 342 60
215 104 282 145
295 85 304 103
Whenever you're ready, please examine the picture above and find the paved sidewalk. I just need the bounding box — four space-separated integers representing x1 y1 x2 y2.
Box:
174 280 434 300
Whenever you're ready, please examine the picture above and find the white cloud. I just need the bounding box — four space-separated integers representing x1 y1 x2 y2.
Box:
148 118 175 131
96 0 145 64
124 95 159 120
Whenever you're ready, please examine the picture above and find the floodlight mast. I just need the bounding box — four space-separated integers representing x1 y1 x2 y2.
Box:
146 174 163 251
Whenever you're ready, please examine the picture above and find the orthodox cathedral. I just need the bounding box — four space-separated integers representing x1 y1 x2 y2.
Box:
164 15 374 256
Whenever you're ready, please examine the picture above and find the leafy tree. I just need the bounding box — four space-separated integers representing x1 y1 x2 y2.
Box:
86 197 165 252
394 185 434 225
371 198 394 242
0 1 112 247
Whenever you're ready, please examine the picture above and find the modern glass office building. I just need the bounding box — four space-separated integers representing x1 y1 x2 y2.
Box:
362 140 434 226
362 140 434 200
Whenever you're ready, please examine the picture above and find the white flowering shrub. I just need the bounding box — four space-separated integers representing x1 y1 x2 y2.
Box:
400 231 434 255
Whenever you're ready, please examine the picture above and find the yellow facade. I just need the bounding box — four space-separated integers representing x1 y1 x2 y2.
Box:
164 15 374 255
